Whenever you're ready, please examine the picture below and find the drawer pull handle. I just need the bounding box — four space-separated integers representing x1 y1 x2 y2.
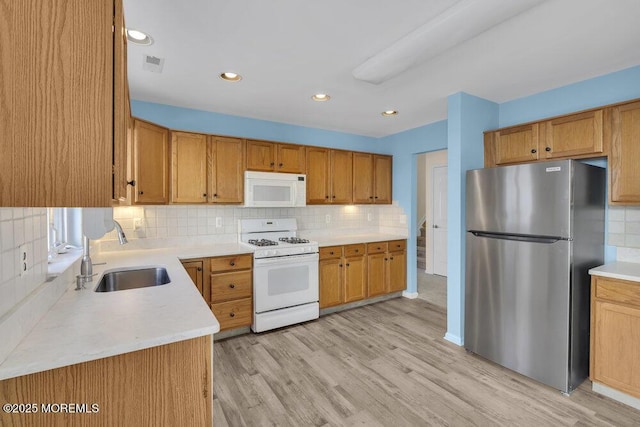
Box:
229 312 235 318
229 283 235 289
531 149 537 154
230 261 235 266
329 251 334 255
355 249 359 252
545 146 551 152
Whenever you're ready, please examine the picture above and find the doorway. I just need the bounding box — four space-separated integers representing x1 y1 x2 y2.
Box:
416 150 448 308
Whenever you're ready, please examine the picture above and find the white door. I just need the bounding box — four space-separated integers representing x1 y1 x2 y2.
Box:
432 166 447 276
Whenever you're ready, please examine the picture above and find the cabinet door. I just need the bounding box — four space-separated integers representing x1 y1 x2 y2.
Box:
306 147 331 204
367 253 387 297
133 120 170 204
182 260 204 296
171 132 208 204
276 144 306 173
330 150 353 204
541 110 604 159
344 255 366 303
494 124 539 165
246 140 275 171
352 152 373 204
609 101 640 204
319 258 343 308
2 0 114 206
210 136 245 203
373 155 392 204
112 0 129 203
592 300 640 398
388 251 406 293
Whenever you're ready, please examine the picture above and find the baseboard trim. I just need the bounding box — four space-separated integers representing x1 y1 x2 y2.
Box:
444 332 463 346
592 381 640 411
402 291 418 299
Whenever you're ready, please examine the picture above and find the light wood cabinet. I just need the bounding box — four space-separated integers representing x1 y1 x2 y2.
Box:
171 131 208 204
487 124 540 166
246 140 306 174
366 240 406 296
132 119 170 204
209 136 245 204
353 154 393 204
1 0 127 206
608 100 640 204
0 336 212 426
209 254 253 331
344 244 367 302
590 275 640 398
306 148 354 205
540 110 604 159
113 0 131 203
182 259 205 296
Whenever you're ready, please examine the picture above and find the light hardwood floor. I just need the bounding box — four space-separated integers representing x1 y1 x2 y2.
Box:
417 269 447 308
213 298 640 426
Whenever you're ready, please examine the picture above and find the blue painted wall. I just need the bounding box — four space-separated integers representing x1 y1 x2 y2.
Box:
132 100 383 154
383 121 448 294
445 93 499 345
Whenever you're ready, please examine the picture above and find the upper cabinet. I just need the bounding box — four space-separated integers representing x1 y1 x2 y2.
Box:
132 119 170 204
353 153 392 204
306 147 353 204
209 136 245 204
608 100 640 205
485 109 606 168
1 0 126 206
246 140 305 174
539 110 604 159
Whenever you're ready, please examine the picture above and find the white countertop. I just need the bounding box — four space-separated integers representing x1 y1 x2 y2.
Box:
589 262 640 283
0 243 252 381
310 233 407 247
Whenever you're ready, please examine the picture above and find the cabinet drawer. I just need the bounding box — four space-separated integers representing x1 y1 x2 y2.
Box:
388 240 407 252
367 242 388 254
595 277 640 306
210 254 252 272
211 298 252 331
319 246 342 260
211 271 252 303
344 244 365 257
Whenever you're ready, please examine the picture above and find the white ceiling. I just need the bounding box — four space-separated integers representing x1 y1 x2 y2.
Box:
123 0 640 137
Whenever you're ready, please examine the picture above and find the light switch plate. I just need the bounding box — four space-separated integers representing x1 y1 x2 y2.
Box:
216 217 223 228
325 214 331 224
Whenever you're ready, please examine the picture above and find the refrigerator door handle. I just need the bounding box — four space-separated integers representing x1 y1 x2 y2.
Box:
469 230 568 244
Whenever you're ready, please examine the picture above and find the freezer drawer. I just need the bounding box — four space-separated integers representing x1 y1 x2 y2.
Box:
465 232 572 392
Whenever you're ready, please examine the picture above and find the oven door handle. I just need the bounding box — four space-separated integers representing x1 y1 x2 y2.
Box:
254 253 319 266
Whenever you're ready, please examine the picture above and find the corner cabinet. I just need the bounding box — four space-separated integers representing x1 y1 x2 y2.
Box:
132 119 170 204
608 100 640 204
1 0 128 206
590 275 640 398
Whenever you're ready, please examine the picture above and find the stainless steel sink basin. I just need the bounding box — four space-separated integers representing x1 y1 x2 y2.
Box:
95 267 170 292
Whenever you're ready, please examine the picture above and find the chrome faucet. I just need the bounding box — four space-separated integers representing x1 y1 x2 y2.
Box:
76 220 128 290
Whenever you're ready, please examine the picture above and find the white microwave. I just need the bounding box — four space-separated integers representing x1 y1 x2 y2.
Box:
244 171 306 207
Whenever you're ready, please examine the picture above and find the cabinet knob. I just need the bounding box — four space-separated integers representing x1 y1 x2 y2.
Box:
230 261 235 266
385 258 388 261
369 196 373 199
270 162 275 167
229 283 235 289
332 195 336 199
229 312 235 318
203 193 207 197
346 263 350 267
545 146 551 152
197 267 202 272
138 191 144 195
127 180 136 187
390 257 394 260
375 196 378 199
377 247 381 250
339 264 343 267
279 163 283 167
329 251 334 255
213 193 218 198
531 149 537 154
355 249 359 252
325 196 329 199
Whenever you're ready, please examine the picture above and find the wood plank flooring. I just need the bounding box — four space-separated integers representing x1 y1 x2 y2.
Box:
213 298 640 426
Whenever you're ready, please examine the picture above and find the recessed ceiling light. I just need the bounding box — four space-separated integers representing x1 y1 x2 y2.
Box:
126 29 153 45
312 93 330 102
220 72 242 82
381 110 398 116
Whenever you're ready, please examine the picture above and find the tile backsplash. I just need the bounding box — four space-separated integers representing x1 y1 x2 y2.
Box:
0 208 48 319
98 203 408 249
608 206 640 249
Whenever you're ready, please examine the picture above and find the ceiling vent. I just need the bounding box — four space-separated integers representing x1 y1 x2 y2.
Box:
142 55 164 73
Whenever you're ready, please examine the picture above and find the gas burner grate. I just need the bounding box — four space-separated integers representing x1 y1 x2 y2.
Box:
248 239 278 247
278 237 310 244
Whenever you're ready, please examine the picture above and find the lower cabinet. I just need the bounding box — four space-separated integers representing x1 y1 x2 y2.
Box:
590 275 640 398
181 253 253 332
319 240 406 309
0 336 212 426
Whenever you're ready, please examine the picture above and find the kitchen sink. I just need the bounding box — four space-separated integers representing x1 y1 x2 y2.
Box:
95 267 170 292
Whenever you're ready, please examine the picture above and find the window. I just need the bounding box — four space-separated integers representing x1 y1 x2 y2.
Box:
47 208 82 260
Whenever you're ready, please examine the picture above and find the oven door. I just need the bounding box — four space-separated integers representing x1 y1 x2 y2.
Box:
253 253 319 313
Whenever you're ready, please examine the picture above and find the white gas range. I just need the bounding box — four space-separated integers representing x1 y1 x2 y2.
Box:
239 218 319 333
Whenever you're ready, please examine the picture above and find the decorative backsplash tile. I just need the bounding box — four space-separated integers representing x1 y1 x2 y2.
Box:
608 206 640 251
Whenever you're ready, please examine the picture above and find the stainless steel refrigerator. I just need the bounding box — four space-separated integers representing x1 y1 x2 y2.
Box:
465 160 605 394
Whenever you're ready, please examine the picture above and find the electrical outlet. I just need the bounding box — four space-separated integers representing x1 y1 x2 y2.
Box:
133 218 142 230
215 217 223 228
325 214 331 224
18 244 29 277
